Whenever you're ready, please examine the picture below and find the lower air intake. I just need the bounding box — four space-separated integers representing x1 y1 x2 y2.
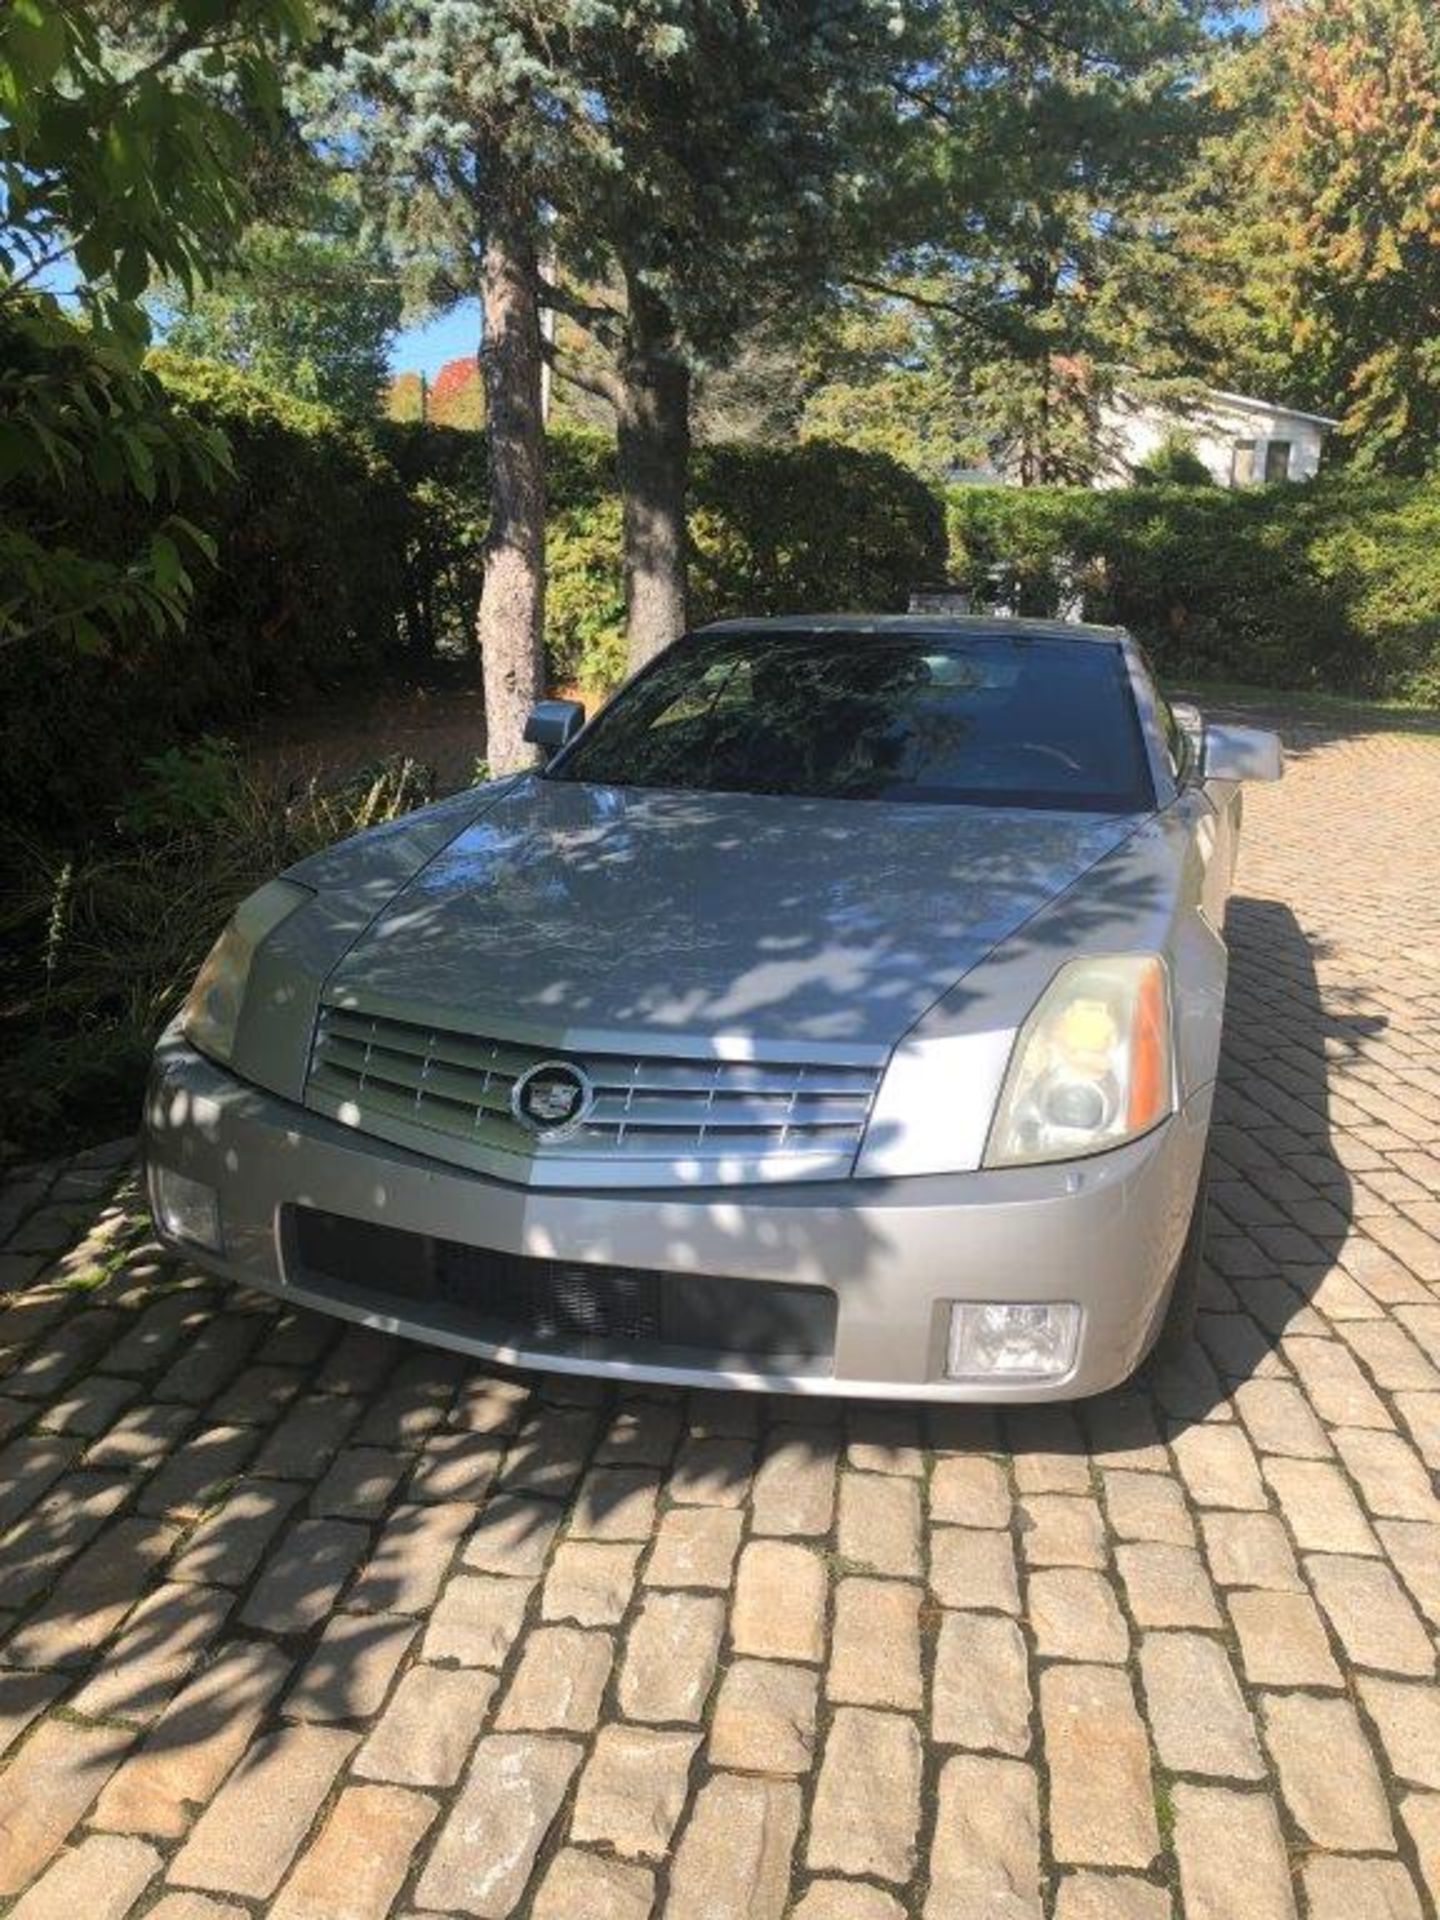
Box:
287 1207 837 1372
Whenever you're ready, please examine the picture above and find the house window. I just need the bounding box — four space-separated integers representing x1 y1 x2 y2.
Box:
1265 439 1293 482
1230 440 1258 486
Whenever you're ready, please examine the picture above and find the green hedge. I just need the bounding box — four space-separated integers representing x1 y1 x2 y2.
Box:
0 376 946 829
946 480 1440 701
9 372 1437 839
545 432 947 690
1 357 441 833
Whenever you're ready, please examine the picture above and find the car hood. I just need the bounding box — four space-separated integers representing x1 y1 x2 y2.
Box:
322 776 1140 1056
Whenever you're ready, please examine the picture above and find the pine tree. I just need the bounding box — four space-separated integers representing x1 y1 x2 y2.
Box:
544 0 913 667
852 0 1224 482
312 1 585 768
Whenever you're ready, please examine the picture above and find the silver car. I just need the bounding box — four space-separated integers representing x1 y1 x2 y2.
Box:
145 615 1282 1401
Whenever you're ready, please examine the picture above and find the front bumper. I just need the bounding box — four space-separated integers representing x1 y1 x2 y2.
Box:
144 1030 1212 1402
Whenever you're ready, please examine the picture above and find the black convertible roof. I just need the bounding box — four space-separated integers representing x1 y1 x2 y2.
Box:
696 613 1129 645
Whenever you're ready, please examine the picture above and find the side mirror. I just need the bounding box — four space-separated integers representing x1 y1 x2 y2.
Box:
1202 722 1283 783
523 698 586 756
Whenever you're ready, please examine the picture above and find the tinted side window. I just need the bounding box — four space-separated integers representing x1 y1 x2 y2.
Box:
1156 693 1190 781
1133 644 1191 785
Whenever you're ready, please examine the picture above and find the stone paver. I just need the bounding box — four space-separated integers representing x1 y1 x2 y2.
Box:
1 718 1438 1917
1140 1631 1264 1778
530 1848 653 1920
1174 1783 1298 1920
808 1706 922 1883
269 1784 435 1920
493 1623 612 1732
0 1718 133 1897
668 1772 801 1920
709 1657 819 1775
828 1576 923 1709
618 1590 725 1723
1028 1566 1130 1663
167 1724 357 1899
542 1539 638 1623
732 1538 827 1661
1261 1693 1395 1851
933 1608 1031 1753
569 1723 699 1859
414 1734 580 1917
354 1664 496 1786
1228 1586 1344 1688
925 1752 1041 1920
91 1640 292 1839
285 1610 417 1722
1042 1664 1158 1868
7 1832 160 1920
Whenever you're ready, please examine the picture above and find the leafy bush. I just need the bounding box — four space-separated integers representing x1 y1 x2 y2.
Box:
375 419 487 660
691 440 947 624
0 741 435 1154
543 432 627 691
1131 432 1216 489
946 478 1440 700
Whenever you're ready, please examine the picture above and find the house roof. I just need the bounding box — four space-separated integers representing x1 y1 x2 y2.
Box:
1204 387 1340 429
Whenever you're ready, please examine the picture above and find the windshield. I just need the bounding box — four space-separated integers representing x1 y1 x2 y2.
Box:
550 629 1155 813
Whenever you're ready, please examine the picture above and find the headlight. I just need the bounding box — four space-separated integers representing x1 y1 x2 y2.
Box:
985 953 1172 1167
181 878 313 1065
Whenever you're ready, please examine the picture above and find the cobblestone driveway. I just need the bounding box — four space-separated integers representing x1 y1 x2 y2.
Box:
2 714 1439 1920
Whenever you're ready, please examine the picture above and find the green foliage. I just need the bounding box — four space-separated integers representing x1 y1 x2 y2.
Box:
542 431 948 691
0 302 226 655
1 0 309 317
1132 433 1216 488
1164 1 1440 475
548 1 911 366
858 0 1222 483
158 223 401 421
795 297 976 482
540 430 625 688
0 356 476 831
690 442 948 626
0 0 312 656
119 737 248 836
1270 0 1440 472
947 485 1106 612
0 741 433 1153
375 419 487 659
946 477 1440 700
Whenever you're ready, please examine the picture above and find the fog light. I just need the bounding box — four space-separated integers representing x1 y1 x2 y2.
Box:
150 1165 222 1252
946 1302 1080 1381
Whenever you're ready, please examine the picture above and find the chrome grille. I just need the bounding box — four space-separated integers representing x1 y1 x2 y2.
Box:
305 1003 881 1186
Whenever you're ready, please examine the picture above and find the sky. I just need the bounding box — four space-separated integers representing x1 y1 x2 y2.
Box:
389 300 481 377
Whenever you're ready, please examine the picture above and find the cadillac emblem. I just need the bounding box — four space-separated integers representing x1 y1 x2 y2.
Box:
510 1060 595 1141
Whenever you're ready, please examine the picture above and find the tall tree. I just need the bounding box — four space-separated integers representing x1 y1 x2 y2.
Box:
158 214 400 420
317 2 581 769
852 0 1224 482
793 291 982 479
1176 0 1440 472
547 0 914 667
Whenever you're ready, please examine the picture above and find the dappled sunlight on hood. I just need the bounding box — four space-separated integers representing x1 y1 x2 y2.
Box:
323 776 1141 1051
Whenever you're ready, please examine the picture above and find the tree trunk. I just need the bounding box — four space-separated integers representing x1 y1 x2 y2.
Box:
477 167 546 774
618 282 691 673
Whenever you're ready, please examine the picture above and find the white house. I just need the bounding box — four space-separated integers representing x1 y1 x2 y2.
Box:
1096 387 1338 488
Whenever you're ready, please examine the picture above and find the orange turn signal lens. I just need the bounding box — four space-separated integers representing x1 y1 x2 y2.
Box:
1127 956 1170 1133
